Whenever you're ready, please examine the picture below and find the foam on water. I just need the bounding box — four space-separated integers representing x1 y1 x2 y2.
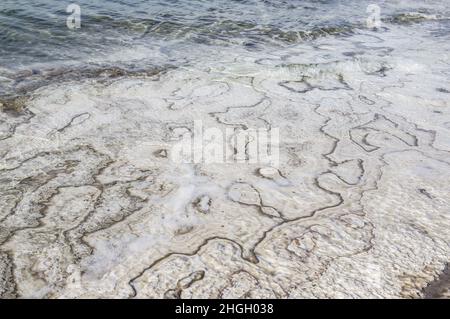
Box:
1 0 450 81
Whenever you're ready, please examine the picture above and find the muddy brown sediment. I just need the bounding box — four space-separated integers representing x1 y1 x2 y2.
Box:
423 263 450 299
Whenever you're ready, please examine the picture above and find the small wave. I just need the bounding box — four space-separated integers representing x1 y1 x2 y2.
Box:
386 12 449 25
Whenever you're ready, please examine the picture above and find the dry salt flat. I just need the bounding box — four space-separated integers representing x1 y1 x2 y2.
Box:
1 12 450 298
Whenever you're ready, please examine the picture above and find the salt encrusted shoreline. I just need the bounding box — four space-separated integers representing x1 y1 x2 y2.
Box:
0 25 449 298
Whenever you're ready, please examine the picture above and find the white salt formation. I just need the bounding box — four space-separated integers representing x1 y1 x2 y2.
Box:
0 22 450 298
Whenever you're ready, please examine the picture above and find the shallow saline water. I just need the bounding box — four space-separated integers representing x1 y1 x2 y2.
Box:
0 0 450 298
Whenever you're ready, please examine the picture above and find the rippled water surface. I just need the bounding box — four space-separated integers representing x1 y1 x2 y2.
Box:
1 0 449 68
